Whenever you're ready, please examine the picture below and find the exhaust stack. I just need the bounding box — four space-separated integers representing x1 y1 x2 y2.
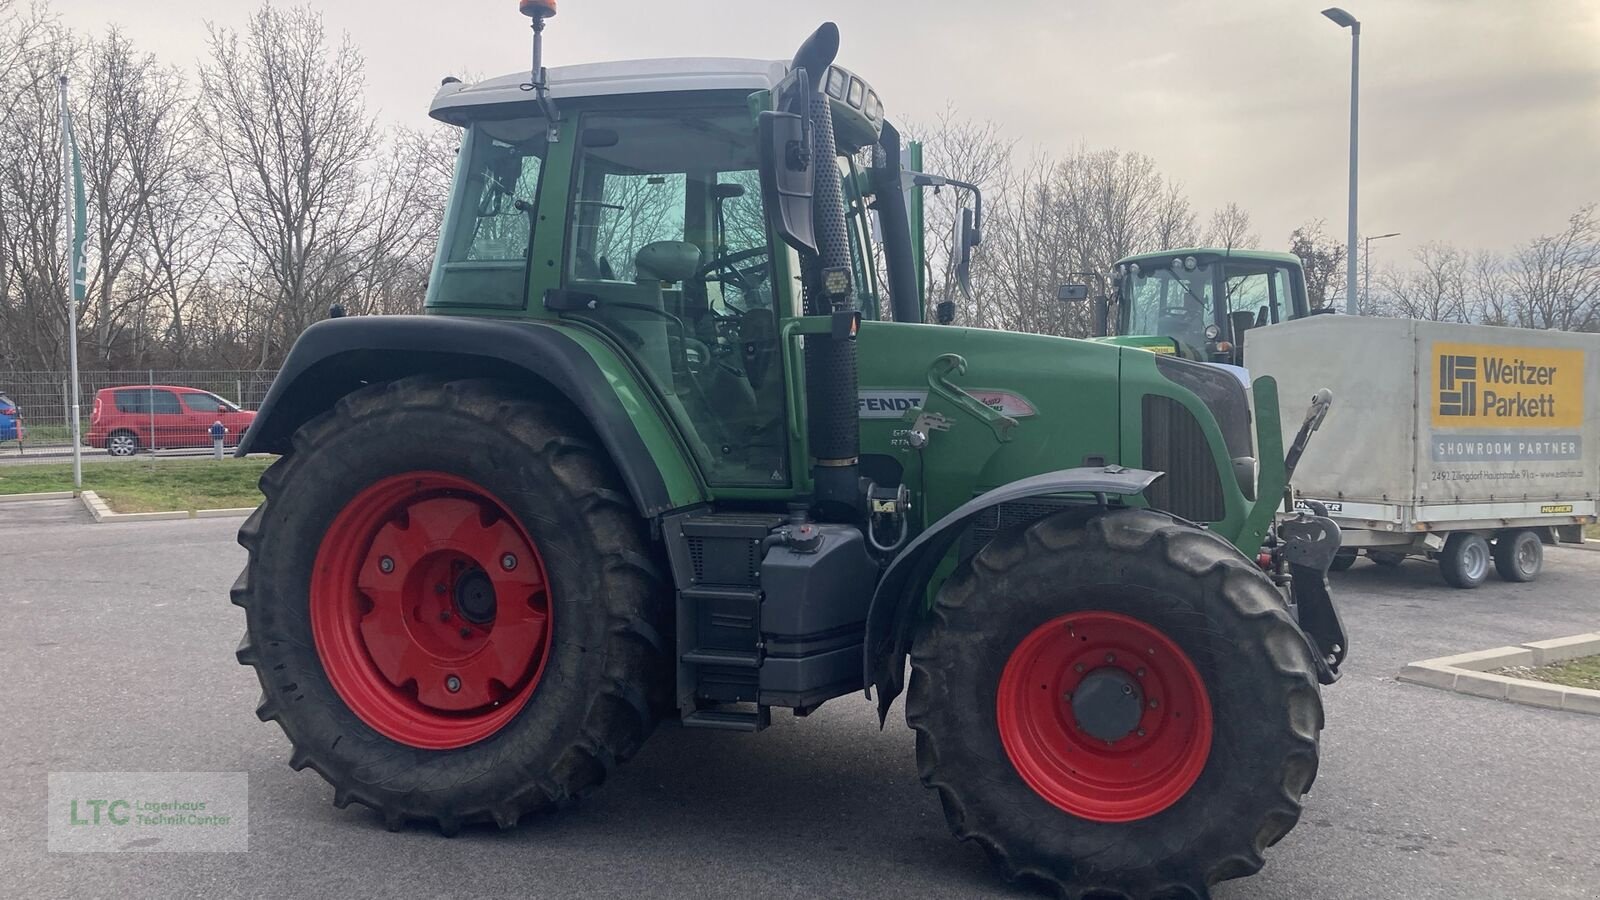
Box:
791 24 860 520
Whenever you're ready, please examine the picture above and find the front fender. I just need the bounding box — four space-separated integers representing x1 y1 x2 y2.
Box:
238 315 703 518
864 466 1163 723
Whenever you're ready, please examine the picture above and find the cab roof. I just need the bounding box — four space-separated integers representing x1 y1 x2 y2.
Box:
1117 247 1302 267
430 57 788 125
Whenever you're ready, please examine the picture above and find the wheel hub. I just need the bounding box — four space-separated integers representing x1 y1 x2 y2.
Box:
996 610 1214 823
310 472 553 750
454 569 498 624
1071 667 1144 743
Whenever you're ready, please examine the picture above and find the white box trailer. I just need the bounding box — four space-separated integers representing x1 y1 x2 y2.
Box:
1246 315 1599 588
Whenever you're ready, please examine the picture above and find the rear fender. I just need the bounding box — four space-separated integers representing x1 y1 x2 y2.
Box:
864 466 1163 723
237 315 703 518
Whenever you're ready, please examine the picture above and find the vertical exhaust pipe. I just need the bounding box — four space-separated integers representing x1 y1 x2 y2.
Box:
791 24 860 519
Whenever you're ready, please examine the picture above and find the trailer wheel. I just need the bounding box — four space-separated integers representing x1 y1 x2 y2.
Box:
233 376 670 833
1328 548 1358 572
1439 533 1491 589
907 508 1322 898
1492 530 1543 583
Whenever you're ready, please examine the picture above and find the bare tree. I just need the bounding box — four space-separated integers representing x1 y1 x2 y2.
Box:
199 4 425 365
1204 202 1259 250
1288 219 1346 310
0 6 72 368
1374 242 1470 322
1505 205 1600 332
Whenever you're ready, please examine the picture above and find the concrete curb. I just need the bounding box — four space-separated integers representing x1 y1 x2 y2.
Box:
78 490 257 523
0 490 76 503
1399 633 1600 716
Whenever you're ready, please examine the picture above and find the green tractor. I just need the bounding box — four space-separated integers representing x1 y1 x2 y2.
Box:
232 7 1346 897
1072 248 1313 366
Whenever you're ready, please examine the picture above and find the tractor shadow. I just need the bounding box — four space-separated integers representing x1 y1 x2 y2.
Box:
345 706 1035 897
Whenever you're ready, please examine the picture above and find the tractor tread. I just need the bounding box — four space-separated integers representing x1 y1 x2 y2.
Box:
232 376 670 836
907 508 1322 899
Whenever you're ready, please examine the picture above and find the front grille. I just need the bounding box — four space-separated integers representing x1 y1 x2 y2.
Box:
1142 394 1226 523
1154 355 1251 459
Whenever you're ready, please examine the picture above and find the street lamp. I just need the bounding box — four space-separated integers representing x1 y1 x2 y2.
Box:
1362 231 1400 313
1323 7 1360 315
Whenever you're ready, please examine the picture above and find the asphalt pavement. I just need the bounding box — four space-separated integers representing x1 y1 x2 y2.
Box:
2 499 1598 899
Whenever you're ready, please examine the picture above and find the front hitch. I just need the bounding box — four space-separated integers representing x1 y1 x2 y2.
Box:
1248 379 1346 684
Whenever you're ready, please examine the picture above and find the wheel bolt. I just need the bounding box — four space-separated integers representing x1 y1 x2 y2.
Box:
459 627 472 639
434 583 447 595
439 611 452 622
1137 729 1146 737
445 675 461 693
500 553 518 571
1105 653 1115 663
1150 699 1160 709
1136 668 1146 677
1074 663 1084 673
378 556 394 574
1121 684 1133 695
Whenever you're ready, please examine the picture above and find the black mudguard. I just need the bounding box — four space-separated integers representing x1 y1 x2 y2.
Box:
237 315 675 517
864 466 1164 723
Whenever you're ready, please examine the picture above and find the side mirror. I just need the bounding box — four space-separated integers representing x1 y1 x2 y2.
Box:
952 207 975 299
1056 283 1090 302
758 68 816 255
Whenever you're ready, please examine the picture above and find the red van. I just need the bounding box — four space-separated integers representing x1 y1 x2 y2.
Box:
88 385 256 456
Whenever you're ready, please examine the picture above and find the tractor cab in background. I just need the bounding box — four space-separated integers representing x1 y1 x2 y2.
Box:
1078 249 1313 364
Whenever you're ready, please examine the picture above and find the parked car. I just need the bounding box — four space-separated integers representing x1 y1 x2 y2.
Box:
0 391 23 444
88 385 255 456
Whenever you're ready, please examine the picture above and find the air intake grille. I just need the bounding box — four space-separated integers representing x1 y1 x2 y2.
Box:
1142 394 1226 523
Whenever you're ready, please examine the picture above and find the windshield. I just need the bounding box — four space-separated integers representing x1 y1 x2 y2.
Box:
1124 262 1217 348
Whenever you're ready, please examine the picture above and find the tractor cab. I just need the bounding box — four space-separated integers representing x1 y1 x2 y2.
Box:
1085 249 1311 364
426 55 922 491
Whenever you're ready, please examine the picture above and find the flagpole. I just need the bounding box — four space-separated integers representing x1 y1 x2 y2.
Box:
60 74 82 490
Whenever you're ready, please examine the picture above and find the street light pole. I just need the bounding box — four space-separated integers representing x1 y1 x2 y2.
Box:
1323 7 1361 315
1362 231 1400 312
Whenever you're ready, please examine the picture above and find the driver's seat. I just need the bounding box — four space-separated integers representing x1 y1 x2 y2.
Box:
634 241 702 285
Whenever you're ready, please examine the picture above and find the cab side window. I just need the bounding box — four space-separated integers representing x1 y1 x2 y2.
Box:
563 108 788 487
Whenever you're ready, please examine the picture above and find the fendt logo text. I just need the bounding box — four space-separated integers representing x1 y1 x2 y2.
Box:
1431 342 1584 429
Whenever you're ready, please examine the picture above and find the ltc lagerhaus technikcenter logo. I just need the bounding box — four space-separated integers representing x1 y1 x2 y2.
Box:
48 772 248 852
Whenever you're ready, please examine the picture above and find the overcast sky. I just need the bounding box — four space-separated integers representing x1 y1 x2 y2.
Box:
58 0 1600 264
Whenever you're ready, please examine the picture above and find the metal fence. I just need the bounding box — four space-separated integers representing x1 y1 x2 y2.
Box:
0 369 278 458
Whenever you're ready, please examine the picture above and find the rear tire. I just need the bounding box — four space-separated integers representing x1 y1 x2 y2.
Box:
1439 533 1491 589
232 376 670 833
1492 530 1542 582
1328 548 1358 572
907 508 1322 899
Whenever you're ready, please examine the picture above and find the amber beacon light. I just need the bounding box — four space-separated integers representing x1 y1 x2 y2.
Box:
520 0 557 17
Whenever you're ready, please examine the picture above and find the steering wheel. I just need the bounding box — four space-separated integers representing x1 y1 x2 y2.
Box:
695 247 771 295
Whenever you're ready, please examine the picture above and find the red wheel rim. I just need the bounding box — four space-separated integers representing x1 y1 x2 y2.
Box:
310 472 553 750
996 611 1213 822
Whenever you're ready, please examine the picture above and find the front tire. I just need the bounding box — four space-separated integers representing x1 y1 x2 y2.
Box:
907 509 1323 899
232 376 670 832
1492 529 1543 582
